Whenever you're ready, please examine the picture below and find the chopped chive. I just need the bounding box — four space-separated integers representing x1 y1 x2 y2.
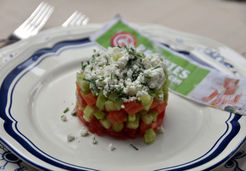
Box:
130 144 139 150
83 78 96 85
144 74 151 80
152 66 160 70
99 77 105 81
63 107 69 113
105 57 109 65
111 73 113 81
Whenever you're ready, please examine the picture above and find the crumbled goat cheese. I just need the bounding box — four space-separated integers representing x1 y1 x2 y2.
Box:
92 136 97 144
60 115 67 122
67 134 75 142
81 47 166 102
80 127 89 137
157 126 165 134
108 143 116 151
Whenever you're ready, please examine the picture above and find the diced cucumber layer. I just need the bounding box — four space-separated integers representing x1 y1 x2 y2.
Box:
105 100 122 111
141 113 153 124
128 114 136 122
141 111 158 124
96 91 106 111
144 128 156 144
83 106 94 122
100 119 111 129
77 73 90 94
151 112 158 122
93 110 105 120
163 69 169 101
107 94 118 101
127 114 139 129
112 123 124 132
140 94 153 111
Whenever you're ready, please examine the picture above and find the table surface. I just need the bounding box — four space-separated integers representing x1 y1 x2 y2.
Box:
1 0 246 56
0 0 246 170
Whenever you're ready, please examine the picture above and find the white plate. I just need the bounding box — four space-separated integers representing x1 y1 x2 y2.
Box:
0 25 246 171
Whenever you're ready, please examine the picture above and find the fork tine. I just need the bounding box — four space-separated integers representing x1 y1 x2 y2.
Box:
70 13 83 26
62 11 80 27
29 6 54 36
27 3 50 30
34 7 54 32
28 4 53 33
14 2 54 39
75 15 86 26
17 2 47 30
82 17 89 25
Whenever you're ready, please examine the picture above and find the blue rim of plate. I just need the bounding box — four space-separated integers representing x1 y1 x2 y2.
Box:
0 37 245 171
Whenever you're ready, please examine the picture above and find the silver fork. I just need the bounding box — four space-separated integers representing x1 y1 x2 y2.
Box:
62 11 89 27
0 2 54 46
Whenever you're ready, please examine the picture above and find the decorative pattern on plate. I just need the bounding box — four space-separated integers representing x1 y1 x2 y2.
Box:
0 142 26 170
225 150 246 171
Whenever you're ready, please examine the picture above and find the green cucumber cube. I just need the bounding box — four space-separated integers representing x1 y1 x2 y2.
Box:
93 110 105 120
100 119 111 129
141 113 153 124
108 93 118 101
105 100 122 111
126 114 139 129
128 114 136 122
163 69 169 101
77 73 90 94
112 123 124 132
144 128 156 144
151 112 158 122
96 91 106 111
140 94 153 111
83 106 94 122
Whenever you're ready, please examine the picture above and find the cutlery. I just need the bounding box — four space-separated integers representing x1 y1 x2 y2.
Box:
62 11 89 27
0 2 54 47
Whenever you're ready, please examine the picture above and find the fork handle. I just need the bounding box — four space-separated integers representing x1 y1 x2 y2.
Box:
0 35 20 48
7 35 20 41
0 39 17 48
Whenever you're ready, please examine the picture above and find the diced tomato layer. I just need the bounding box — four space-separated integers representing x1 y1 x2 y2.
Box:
150 98 160 109
77 91 87 108
123 127 138 139
82 93 97 106
76 98 168 139
124 101 144 115
152 110 166 130
76 82 81 92
139 122 152 136
88 117 106 136
107 128 126 139
154 101 167 114
107 110 127 124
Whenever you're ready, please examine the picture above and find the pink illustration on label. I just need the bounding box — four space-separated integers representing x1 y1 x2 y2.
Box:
110 32 137 47
201 78 242 107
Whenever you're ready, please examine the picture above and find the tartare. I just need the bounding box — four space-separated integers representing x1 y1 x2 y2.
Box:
75 46 168 144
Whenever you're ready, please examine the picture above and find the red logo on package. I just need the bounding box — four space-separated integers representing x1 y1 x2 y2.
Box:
110 32 137 47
